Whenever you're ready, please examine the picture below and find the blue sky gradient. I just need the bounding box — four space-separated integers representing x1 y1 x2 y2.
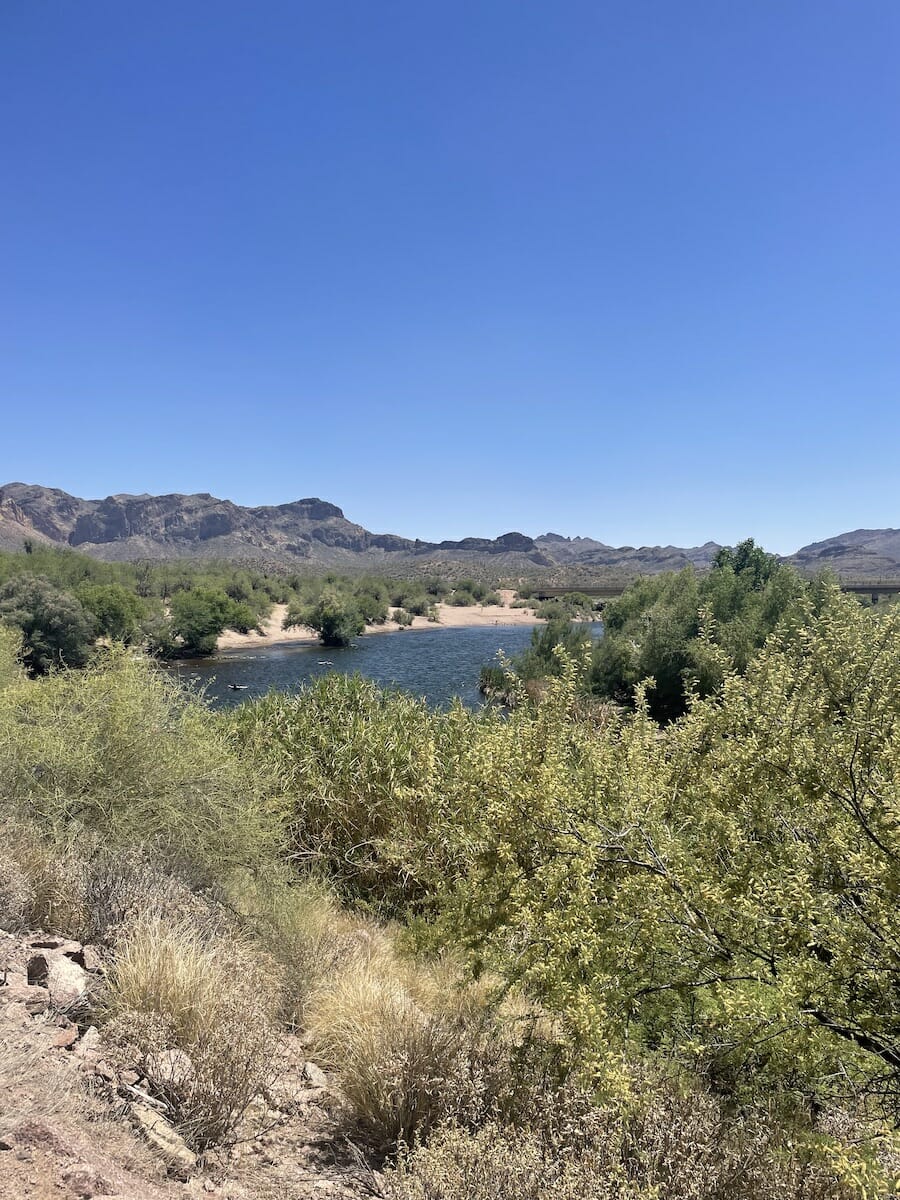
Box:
1 2 897 552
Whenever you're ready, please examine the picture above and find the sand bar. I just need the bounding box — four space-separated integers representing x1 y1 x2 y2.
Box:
216 589 542 651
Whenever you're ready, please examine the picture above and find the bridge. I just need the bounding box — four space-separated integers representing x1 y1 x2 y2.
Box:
530 580 900 604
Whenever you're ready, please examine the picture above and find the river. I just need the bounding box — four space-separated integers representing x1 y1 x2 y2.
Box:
167 623 556 710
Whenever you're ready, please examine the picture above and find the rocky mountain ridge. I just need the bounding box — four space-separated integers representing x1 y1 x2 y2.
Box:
1 483 897 577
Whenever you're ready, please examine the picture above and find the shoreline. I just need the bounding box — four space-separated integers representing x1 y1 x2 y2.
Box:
215 590 544 652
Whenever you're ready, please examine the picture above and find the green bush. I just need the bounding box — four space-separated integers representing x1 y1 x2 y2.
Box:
0 574 94 673
0 649 276 878
285 588 365 647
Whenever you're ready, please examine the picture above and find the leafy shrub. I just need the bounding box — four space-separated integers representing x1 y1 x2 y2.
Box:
0 650 275 879
228 674 451 911
385 1087 855 1200
393 608 414 627
0 574 94 673
284 589 364 647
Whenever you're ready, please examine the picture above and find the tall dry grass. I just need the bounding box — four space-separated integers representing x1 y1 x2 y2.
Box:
103 913 282 1150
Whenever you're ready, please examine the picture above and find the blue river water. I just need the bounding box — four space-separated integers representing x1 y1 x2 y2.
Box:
167 623 561 710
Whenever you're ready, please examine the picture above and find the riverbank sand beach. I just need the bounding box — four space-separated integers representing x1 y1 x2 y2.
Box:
216 589 542 650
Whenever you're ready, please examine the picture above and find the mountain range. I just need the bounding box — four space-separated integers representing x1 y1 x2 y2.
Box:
0 483 897 579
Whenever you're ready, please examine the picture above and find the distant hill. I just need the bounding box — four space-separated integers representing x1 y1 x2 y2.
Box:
786 529 900 578
1 482 897 578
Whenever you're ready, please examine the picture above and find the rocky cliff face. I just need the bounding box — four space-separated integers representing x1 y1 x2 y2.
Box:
0 483 550 567
1 483 896 577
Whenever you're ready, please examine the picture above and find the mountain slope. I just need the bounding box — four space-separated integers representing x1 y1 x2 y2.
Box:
1 483 897 577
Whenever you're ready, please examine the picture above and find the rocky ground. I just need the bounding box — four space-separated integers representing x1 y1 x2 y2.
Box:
0 931 383 1200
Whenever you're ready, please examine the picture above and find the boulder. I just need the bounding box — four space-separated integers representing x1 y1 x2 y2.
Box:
27 952 89 1010
130 1101 196 1179
0 975 50 1014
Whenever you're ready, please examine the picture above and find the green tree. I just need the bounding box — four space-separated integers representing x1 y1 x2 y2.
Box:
0 575 94 674
169 587 243 656
591 541 807 720
76 582 147 643
284 589 364 647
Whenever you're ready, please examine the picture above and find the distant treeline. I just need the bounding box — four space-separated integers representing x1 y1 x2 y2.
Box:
0 543 509 670
482 540 845 721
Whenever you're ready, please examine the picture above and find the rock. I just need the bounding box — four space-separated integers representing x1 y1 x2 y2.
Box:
77 945 104 973
60 1163 114 1197
145 1048 194 1092
27 936 83 956
52 1024 80 1049
130 1101 196 1179
73 1025 102 1064
0 976 50 1014
304 1061 328 1089
27 952 90 1010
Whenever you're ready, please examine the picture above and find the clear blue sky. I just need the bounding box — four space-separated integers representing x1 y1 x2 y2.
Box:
1 2 898 553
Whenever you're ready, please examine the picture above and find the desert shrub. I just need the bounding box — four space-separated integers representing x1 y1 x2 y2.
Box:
0 821 222 944
284 589 364 647
439 589 900 1128
393 608 414 627
306 966 486 1154
0 650 275 879
228 674 453 911
0 574 94 673
403 595 431 617
0 820 89 935
104 914 282 1150
0 624 24 688
306 952 562 1158
385 1098 855 1200
234 874 389 1027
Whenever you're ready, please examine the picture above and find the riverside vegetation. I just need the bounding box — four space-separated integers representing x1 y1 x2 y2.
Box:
0 542 499 662
2 556 900 1195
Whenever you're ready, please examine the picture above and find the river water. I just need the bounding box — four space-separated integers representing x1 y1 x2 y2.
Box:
168 623 551 710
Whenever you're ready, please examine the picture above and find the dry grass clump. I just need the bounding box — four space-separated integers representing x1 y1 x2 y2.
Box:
104 913 283 1150
385 1083 855 1200
236 874 395 1028
305 955 557 1157
0 820 89 935
0 1026 75 1141
0 823 219 946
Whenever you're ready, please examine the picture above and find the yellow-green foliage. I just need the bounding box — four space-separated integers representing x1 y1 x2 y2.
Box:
0 648 276 877
229 674 470 910
428 587 900 1132
0 624 24 689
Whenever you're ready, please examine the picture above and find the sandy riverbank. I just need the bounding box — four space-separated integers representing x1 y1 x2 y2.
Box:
216 589 542 651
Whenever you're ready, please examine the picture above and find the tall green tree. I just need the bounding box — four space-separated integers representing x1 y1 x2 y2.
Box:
0 575 94 673
591 540 807 720
284 588 364 647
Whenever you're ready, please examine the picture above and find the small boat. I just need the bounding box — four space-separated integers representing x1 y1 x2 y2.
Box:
227 683 248 690
317 660 333 667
